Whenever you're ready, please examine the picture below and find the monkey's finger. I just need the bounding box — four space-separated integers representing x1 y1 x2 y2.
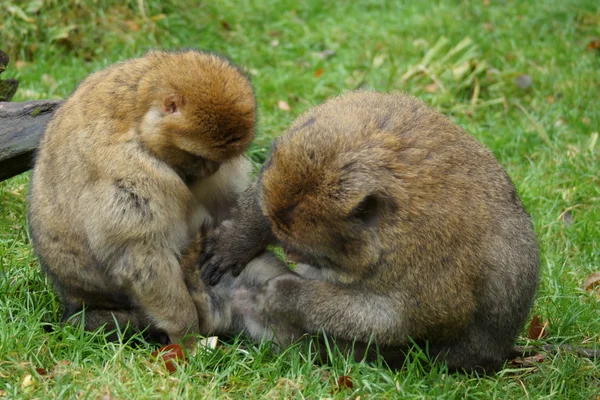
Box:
198 251 214 268
201 261 219 282
208 266 227 286
231 263 246 277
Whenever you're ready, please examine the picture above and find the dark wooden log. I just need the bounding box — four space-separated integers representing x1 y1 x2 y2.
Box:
0 100 63 181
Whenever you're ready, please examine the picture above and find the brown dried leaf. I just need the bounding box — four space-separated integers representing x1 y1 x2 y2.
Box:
337 375 354 390
277 100 291 112
221 20 231 31
424 83 439 93
586 39 600 50
545 96 555 104
125 20 140 32
151 344 186 374
583 272 600 292
510 353 546 367
528 315 549 340
314 68 324 78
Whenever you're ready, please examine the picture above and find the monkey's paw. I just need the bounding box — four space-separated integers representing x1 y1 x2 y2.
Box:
200 221 256 285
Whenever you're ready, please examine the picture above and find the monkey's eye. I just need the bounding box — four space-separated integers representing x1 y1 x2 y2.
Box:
350 194 378 225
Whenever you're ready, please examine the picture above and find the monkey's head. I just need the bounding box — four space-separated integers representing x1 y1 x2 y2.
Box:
260 92 415 280
138 50 256 174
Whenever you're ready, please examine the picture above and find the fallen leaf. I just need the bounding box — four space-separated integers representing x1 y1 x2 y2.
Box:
221 20 231 31
337 375 354 390
314 68 324 78
586 39 600 50
35 367 48 376
317 49 336 60
583 272 600 292
483 22 495 32
21 374 34 390
372 54 386 67
424 83 439 93
199 336 219 349
277 100 291 111
268 31 281 37
97 393 113 400
554 117 567 127
515 74 532 89
150 14 166 22
125 20 140 32
151 344 186 374
510 353 546 367
545 96 555 104
581 117 590 125
528 315 549 340
483 0 490 5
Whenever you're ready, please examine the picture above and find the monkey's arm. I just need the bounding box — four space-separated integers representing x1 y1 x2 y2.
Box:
81 165 200 345
201 181 276 285
248 275 406 346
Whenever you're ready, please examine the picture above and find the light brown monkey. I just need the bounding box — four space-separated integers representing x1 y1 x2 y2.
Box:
28 50 256 345
200 91 540 373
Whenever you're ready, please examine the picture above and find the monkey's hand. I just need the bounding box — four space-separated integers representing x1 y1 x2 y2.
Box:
200 220 262 285
200 181 276 285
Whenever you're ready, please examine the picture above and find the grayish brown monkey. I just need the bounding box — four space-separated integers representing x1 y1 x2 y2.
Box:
200 91 540 373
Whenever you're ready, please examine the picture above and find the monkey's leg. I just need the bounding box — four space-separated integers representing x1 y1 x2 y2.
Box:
113 248 200 346
254 275 408 346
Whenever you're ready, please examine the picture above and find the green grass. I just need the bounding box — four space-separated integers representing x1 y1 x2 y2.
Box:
1 0 599 398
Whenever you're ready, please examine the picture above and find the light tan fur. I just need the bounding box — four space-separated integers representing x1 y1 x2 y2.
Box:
28 50 256 345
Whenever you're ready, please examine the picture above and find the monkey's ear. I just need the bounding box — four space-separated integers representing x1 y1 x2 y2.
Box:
350 194 379 225
162 94 184 115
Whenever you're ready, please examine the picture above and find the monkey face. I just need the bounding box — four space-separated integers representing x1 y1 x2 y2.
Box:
141 51 256 165
260 107 402 277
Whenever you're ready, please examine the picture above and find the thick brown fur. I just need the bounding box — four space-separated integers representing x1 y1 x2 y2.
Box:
202 91 540 373
28 49 255 345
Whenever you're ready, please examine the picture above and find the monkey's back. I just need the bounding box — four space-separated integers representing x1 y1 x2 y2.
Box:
27 54 188 308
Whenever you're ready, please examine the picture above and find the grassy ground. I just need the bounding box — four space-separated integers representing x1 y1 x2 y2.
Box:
1 0 599 398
